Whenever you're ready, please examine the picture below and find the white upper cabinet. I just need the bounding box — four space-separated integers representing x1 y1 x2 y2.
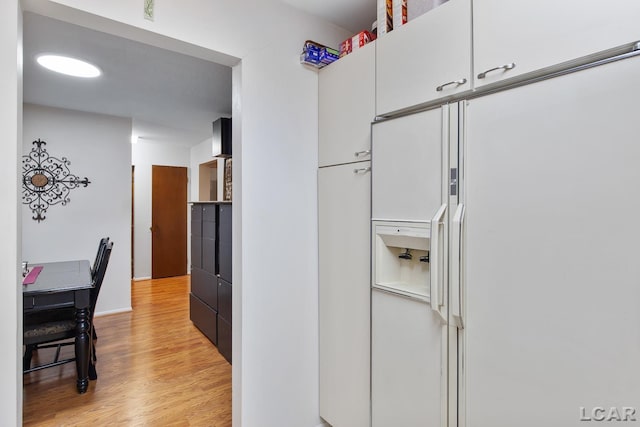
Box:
376 0 471 116
319 42 375 168
474 0 640 87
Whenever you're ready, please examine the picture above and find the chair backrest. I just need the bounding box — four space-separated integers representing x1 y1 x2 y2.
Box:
90 241 113 320
92 237 110 281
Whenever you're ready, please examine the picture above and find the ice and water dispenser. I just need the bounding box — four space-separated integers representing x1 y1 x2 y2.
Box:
372 221 431 301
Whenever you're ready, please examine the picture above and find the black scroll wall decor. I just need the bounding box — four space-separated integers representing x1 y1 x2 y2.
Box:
22 139 91 222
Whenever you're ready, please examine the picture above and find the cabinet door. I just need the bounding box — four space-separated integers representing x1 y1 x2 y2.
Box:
319 42 375 167
218 204 232 282
371 289 447 427
191 205 202 269
376 0 471 115
217 316 232 364
372 107 447 222
217 277 232 322
319 161 371 427
202 204 216 275
217 277 232 364
474 0 640 87
189 293 217 345
191 267 218 310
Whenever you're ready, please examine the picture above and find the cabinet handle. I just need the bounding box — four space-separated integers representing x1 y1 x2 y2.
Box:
435 78 467 92
477 62 516 79
353 167 371 174
354 150 371 158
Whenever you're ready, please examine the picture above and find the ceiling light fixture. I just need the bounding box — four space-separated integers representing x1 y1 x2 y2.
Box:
36 55 101 78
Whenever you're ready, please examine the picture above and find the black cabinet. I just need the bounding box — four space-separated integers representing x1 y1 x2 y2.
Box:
217 204 232 363
213 117 232 157
218 204 232 282
190 204 218 344
189 202 232 364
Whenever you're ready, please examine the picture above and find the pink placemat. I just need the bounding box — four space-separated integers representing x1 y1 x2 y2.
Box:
22 266 43 285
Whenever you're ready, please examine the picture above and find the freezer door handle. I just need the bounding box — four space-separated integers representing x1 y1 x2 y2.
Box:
430 203 448 324
451 204 465 328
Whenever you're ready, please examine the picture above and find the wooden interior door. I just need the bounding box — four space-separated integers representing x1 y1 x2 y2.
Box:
152 165 187 278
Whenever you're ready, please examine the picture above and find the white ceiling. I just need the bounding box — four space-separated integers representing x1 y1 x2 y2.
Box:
23 2 375 147
23 12 233 147
282 0 377 34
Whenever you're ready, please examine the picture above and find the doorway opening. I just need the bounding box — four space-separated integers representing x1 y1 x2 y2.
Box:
19 8 240 422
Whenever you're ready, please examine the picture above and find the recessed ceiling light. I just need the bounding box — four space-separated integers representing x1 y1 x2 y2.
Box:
36 55 101 78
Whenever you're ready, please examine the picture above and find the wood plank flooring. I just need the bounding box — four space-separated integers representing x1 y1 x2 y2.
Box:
23 276 232 426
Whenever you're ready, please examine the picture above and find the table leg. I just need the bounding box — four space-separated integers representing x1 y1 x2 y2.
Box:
75 307 91 393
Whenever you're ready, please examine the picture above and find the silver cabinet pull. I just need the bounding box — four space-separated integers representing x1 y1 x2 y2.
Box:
353 167 371 174
477 62 516 79
354 150 371 158
436 78 467 92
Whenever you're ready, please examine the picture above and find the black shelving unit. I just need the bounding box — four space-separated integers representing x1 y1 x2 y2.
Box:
189 202 232 363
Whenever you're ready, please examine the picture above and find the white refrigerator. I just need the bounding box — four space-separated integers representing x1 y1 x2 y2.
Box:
371 51 640 427
461 52 640 426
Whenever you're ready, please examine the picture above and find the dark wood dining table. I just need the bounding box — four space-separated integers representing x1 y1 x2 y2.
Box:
22 260 94 393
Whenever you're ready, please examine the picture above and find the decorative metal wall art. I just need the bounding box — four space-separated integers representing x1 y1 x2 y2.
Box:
22 139 91 222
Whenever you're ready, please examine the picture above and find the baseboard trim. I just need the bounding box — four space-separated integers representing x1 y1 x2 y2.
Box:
132 276 151 281
95 307 133 317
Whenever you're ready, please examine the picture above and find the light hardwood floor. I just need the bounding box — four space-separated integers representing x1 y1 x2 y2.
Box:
23 276 232 426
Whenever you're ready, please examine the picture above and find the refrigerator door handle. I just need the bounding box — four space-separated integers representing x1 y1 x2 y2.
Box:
451 203 465 329
430 203 448 324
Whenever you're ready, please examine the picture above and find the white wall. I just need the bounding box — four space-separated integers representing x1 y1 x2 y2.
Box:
132 140 191 280
15 1 351 426
190 136 214 200
239 37 326 427
0 1 22 424
231 62 244 426
22 104 132 315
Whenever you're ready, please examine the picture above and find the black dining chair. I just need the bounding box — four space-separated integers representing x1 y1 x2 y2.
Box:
90 237 109 341
92 237 110 280
23 241 114 378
